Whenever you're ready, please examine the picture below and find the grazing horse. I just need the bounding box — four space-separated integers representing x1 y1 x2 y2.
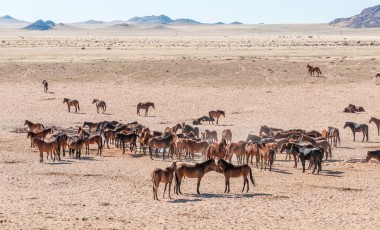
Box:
366 150 380 163
42 80 48 93
27 128 51 147
32 137 60 163
369 117 380 136
137 102 155 116
217 158 255 193
307 64 322 76
148 134 175 160
83 122 98 132
222 129 232 144
208 110 225 125
202 129 218 142
344 122 369 142
327 126 341 147
24 120 45 132
206 139 228 160
152 162 177 200
181 139 209 161
92 99 106 113
291 144 323 174
63 98 80 113
174 159 218 195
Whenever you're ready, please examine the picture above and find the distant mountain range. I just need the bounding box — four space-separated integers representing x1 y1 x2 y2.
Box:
0 15 22 22
24 20 57 30
126 15 201 24
330 5 380 28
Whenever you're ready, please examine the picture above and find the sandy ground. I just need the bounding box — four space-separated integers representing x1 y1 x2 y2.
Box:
1 24 380 229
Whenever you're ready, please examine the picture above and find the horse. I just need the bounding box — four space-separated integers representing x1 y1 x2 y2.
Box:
92 99 106 113
259 125 283 136
104 129 117 148
181 139 209 161
67 136 86 159
327 126 341 147
181 124 199 138
222 129 232 144
137 102 155 116
83 135 103 155
201 129 218 142
343 106 356 113
206 139 228 160
343 122 369 142
164 123 182 134
305 130 322 138
32 137 60 163
42 80 48 93
348 104 365 112
24 120 45 132
293 144 323 174
300 134 332 160
174 159 218 195
307 64 322 76
152 162 177 200
227 142 247 164
366 150 380 163
216 158 255 193
259 146 275 171
83 122 98 132
63 98 80 113
148 133 175 160
208 110 225 125
27 128 51 147
140 131 154 154
115 132 139 154
369 117 380 136
279 143 300 168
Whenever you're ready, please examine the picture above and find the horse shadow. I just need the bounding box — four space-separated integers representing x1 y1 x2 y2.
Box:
190 192 272 199
48 92 55 94
167 198 203 203
45 160 73 165
325 159 343 163
75 112 87 115
102 113 114 116
216 124 234 127
129 153 147 158
321 170 344 177
337 146 355 150
270 168 292 175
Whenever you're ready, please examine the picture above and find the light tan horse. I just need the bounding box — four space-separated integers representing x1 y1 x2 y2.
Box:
244 142 261 167
152 162 177 200
63 98 80 113
369 117 380 136
137 102 155 116
222 129 232 144
208 110 225 125
32 137 60 163
174 159 218 195
227 142 247 164
181 139 209 161
217 158 255 193
259 146 275 171
24 120 45 132
201 129 218 142
42 80 48 93
92 99 106 113
27 128 51 147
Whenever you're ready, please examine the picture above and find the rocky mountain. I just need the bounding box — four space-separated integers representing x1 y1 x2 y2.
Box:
0 15 21 22
127 15 201 25
83 19 105 24
230 21 243 25
24 20 56 30
330 5 380 28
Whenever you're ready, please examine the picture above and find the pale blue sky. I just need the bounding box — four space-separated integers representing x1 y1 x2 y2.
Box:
2 0 379 24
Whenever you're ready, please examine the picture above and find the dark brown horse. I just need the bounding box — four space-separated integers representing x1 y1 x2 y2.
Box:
92 99 106 113
63 98 80 113
115 132 139 154
209 110 225 125
307 64 322 76
174 159 218 195
137 102 155 116
366 150 380 162
42 80 48 93
369 117 380 136
152 162 177 200
217 158 255 193
348 104 365 112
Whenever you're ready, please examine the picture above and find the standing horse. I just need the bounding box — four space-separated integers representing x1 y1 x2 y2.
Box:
83 122 98 132
366 150 380 163
307 64 322 76
181 139 209 162
280 143 299 167
24 120 45 132
63 98 80 113
92 99 106 113
42 80 48 93
343 122 369 142
202 129 218 142
369 117 380 136
291 145 323 174
174 159 218 195
181 124 200 138
137 102 155 116
222 129 232 144
217 159 255 193
259 146 275 171
152 162 177 200
148 134 175 160
206 139 228 160
27 128 51 147
32 137 60 163
244 142 261 167
208 110 225 125
327 126 341 147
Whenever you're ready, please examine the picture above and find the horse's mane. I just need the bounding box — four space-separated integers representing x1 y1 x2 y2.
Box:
219 158 234 169
217 110 225 114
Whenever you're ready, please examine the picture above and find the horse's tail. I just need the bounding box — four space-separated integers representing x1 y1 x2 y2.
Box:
249 166 256 186
104 103 106 112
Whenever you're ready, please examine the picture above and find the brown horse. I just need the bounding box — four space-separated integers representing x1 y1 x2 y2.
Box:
244 142 261 167
67 137 86 159
32 137 60 162
24 120 45 132
307 64 322 76
42 80 48 93
83 122 98 132
369 117 380 136
84 135 103 155
148 133 176 160
181 139 209 161
63 98 80 113
227 142 247 164
115 132 139 154
164 123 182 134
279 143 299 167
152 162 177 200
92 99 106 113
27 128 51 147
259 146 275 171
217 158 255 193
222 129 232 144
366 150 380 162
206 139 228 160
174 159 218 195
104 129 117 148
327 126 341 147
208 110 225 125
202 129 218 142
137 102 155 116
140 131 154 154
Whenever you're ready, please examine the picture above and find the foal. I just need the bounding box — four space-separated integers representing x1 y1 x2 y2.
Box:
152 162 177 200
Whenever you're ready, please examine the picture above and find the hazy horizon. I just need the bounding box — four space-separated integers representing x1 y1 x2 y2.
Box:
1 0 379 24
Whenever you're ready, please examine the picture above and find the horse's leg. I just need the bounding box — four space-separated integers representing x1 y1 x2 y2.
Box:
216 117 219 125
163 183 167 198
301 159 306 173
224 177 228 193
242 177 246 193
362 131 365 142
353 131 355 141
40 151 43 163
197 177 202 194
168 182 172 199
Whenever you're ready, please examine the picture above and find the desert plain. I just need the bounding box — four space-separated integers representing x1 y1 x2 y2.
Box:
0 23 380 229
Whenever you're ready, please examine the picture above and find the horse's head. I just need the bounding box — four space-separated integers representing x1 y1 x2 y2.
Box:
63 98 68 103
369 117 374 123
151 103 155 109
219 110 225 117
307 64 311 69
24 120 28 125
343 122 350 129
92 99 97 104
366 151 374 162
